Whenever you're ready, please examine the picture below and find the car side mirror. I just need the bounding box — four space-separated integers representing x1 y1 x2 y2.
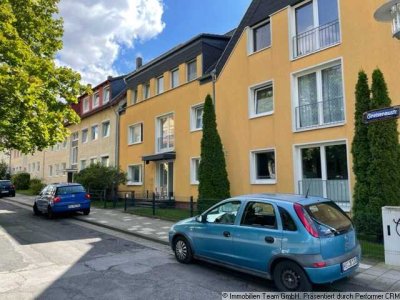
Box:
201 215 207 223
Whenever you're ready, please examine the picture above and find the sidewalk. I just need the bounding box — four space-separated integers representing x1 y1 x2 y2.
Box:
4 194 400 291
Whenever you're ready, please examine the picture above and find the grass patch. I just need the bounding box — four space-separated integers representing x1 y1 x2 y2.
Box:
90 200 125 209
359 239 384 261
127 207 193 222
16 189 37 196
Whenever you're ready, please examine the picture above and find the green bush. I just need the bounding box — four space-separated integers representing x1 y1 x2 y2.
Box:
29 178 45 195
12 172 30 190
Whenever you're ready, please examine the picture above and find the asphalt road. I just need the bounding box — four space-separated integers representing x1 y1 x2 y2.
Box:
0 199 372 300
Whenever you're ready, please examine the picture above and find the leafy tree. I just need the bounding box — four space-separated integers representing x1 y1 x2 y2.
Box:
198 94 230 211
11 172 30 190
74 164 127 196
0 160 8 179
0 0 85 154
351 71 371 232
365 69 400 238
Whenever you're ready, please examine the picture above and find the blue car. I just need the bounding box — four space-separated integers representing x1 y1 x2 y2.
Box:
33 183 91 218
169 194 360 291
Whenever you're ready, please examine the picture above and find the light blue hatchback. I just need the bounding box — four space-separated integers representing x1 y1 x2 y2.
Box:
169 194 360 291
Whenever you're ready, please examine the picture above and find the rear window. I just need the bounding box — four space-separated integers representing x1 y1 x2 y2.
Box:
306 201 352 233
0 181 11 186
56 185 85 195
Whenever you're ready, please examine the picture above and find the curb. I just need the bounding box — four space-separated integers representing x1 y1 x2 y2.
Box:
2 198 170 246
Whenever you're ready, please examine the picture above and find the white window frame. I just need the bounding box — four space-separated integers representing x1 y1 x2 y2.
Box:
93 92 100 108
81 128 88 143
190 103 204 132
171 68 179 88
49 165 53 177
90 157 97 165
186 59 197 82
131 88 138 105
248 80 274 118
80 159 87 170
128 122 143 145
190 157 200 185
247 19 272 55
127 164 143 185
102 120 110 138
155 112 175 153
156 76 164 95
291 58 345 132
83 97 89 113
91 124 99 141
250 148 277 185
143 82 150 100
101 155 110 167
103 86 110 104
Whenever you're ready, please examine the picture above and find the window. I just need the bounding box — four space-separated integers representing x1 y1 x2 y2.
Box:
131 88 138 105
295 63 344 130
279 207 297 231
103 86 110 104
251 21 271 53
71 132 79 167
128 123 143 145
49 165 53 177
63 139 68 149
157 114 174 152
156 76 164 94
143 82 150 100
191 104 204 131
90 158 97 165
91 125 98 140
82 129 88 143
93 92 100 108
293 0 340 57
83 97 89 113
101 156 109 167
250 82 274 117
55 164 59 176
128 165 142 185
251 149 276 184
37 162 40 171
205 201 241 224
241 202 277 229
171 68 179 88
191 158 200 184
61 163 66 173
80 160 86 170
187 60 197 82
102 121 110 138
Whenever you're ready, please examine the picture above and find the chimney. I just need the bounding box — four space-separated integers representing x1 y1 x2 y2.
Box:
136 57 143 69
107 75 113 80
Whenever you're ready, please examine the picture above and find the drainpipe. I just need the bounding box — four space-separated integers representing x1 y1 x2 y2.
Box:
211 69 217 107
112 105 120 169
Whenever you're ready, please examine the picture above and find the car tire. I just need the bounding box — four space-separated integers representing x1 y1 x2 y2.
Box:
173 236 193 264
11 192 15 197
33 203 41 216
83 208 90 216
273 260 312 292
47 206 55 219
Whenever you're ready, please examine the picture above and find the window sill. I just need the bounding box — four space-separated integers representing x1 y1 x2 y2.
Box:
127 182 142 186
249 111 274 120
190 181 199 185
251 179 276 185
248 45 271 57
294 121 345 133
190 128 202 133
128 141 143 146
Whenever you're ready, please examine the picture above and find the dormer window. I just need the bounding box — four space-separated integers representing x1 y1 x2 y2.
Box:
187 60 197 82
250 21 271 53
83 97 89 113
93 92 100 108
103 86 110 104
143 82 150 100
156 76 164 95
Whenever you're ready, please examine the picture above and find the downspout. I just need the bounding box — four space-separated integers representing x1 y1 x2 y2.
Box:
112 104 120 169
211 69 217 107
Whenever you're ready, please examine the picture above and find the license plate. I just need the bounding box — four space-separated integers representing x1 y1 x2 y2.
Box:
1 191 8 194
342 256 358 272
68 204 80 209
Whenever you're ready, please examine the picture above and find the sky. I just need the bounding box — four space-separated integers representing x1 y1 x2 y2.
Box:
56 0 252 86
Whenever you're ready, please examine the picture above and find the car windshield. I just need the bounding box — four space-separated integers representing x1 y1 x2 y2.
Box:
56 185 85 195
305 201 352 232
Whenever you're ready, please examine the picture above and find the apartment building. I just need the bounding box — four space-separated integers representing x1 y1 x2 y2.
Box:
9 76 126 184
213 0 400 211
119 34 231 200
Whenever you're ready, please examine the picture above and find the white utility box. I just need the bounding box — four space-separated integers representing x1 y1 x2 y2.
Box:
382 206 400 266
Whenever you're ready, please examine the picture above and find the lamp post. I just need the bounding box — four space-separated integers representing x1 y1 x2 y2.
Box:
374 0 400 39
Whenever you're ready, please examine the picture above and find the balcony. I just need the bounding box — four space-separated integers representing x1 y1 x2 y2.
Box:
157 134 174 153
293 20 340 58
298 179 350 211
295 97 344 130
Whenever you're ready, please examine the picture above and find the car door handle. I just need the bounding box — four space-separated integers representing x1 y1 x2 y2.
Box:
265 236 275 244
223 231 231 238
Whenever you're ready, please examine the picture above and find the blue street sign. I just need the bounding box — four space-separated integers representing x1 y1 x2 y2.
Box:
363 106 400 124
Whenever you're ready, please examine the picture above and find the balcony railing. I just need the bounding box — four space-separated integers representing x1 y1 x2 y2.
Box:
298 179 350 210
295 97 344 130
293 20 340 58
157 134 174 153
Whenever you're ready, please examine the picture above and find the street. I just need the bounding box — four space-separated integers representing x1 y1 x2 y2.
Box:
0 199 376 300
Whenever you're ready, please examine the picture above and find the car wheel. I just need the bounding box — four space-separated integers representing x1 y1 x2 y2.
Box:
33 203 41 216
11 192 15 197
273 261 312 292
174 237 193 264
83 208 90 216
47 206 55 219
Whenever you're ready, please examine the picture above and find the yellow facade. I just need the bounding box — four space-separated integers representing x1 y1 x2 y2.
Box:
215 0 400 211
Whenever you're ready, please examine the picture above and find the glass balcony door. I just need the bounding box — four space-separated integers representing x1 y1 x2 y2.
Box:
157 114 174 153
156 161 174 199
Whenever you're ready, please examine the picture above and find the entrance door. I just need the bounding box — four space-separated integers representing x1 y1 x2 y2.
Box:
156 161 174 199
297 143 350 209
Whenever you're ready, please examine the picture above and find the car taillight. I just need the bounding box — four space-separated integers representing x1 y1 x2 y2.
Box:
294 203 319 238
11 185 15 189
312 261 327 268
53 196 61 203
85 194 91 200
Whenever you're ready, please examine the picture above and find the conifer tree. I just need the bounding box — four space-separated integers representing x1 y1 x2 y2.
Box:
198 94 230 211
